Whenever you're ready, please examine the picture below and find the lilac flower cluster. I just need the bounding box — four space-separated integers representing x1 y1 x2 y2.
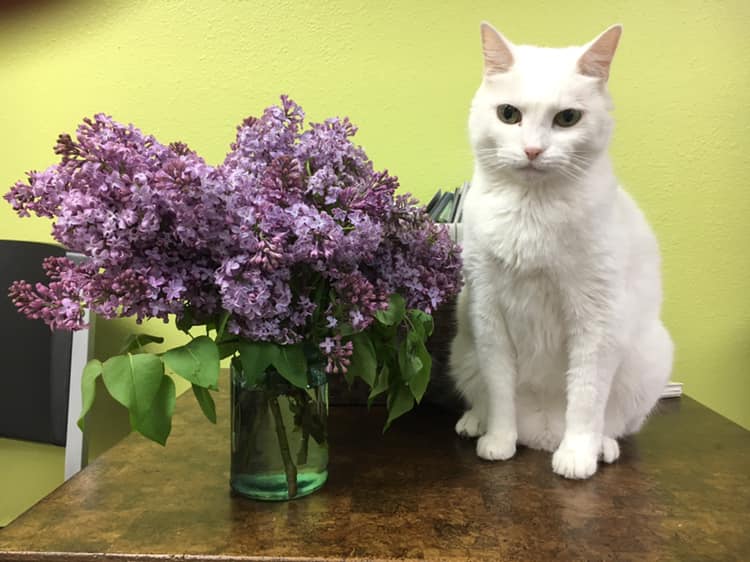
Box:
6 115 220 328
6 97 462 373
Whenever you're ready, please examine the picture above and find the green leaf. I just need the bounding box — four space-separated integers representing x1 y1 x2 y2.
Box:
343 360 355 386
385 383 415 431
338 323 356 337
101 353 165 425
135 375 176 445
238 340 280 387
409 352 423 374
176 308 194 333
408 309 434 338
272 344 308 388
161 336 219 390
77 359 103 430
408 329 426 369
396 326 433 403
368 364 390 405
218 341 237 359
368 326 393 360
192 385 217 424
408 340 432 403
397 339 415 382
375 294 406 326
348 332 377 386
119 333 165 354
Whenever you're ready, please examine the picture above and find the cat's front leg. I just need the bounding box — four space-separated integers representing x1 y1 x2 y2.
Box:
469 287 518 461
552 326 619 479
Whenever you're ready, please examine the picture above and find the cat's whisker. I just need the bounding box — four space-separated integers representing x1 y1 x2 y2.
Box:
476 152 512 170
569 155 593 167
558 168 583 183
566 160 588 173
566 157 592 177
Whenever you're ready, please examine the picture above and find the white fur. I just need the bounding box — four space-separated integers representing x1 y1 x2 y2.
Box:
449 25 673 479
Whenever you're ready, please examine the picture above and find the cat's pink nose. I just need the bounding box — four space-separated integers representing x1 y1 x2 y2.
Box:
524 147 544 161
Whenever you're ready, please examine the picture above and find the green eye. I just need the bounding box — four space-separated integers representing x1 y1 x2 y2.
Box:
497 104 522 125
554 109 582 127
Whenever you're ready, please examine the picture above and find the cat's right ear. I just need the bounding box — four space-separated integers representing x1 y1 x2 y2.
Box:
480 22 514 75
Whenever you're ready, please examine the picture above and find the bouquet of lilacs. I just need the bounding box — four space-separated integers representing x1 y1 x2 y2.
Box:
5 96 462 449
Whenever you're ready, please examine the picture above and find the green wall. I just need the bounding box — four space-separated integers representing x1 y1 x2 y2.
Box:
0 2 748 520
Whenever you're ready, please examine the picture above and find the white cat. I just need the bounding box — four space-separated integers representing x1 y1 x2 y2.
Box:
449 23 674 479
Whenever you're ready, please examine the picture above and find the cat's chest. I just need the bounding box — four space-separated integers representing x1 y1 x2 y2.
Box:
496 268 566 355
467 190 570 271
464 185 578 355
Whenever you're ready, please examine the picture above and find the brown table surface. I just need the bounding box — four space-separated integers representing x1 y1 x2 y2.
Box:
1 383 749 562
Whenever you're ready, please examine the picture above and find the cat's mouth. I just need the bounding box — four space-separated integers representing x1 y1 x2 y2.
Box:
516 163 547 174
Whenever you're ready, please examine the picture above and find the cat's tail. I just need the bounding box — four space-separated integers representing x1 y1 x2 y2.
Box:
448 287 489 437
448 288 483 409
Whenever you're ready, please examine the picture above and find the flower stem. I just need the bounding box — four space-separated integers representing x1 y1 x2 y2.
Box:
297 427 310 465
268 395 298 498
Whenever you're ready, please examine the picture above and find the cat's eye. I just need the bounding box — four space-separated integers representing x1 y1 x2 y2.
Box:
553 109 582 127
497 104 522 125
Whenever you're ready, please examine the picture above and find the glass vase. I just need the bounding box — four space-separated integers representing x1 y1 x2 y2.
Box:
230 358 328 501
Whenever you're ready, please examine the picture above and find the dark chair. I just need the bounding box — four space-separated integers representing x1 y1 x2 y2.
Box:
0 240 75 446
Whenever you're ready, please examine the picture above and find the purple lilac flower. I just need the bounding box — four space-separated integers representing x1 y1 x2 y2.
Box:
5 97 463 374
6 115 223 325
319 335 353 375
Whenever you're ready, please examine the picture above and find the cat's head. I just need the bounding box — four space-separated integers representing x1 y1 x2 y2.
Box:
469 23 622 186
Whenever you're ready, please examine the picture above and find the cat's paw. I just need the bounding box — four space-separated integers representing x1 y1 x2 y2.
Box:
600 436 620 464
552 434 600 479
476 431 517 461
455 410 485 438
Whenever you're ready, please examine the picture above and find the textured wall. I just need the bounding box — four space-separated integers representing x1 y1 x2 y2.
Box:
1 0 748 438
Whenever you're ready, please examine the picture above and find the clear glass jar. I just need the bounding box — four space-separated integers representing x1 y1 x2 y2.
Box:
230 358 328 501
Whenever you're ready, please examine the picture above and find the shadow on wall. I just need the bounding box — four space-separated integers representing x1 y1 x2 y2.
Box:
87 316 196 459
85 317 135 460
0 0 102 19
0 0 130 53
0 0 79 27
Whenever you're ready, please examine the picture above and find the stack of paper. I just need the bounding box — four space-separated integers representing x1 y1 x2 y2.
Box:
661 381 683 399
425 182 470 224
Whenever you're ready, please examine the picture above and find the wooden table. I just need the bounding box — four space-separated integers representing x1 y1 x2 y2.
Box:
1 384 748 561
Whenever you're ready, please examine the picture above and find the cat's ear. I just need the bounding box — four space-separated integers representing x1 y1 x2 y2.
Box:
578 24 622 81
480 22 514 75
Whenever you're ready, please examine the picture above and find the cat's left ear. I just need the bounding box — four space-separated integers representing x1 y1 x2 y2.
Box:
578 24 622 81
